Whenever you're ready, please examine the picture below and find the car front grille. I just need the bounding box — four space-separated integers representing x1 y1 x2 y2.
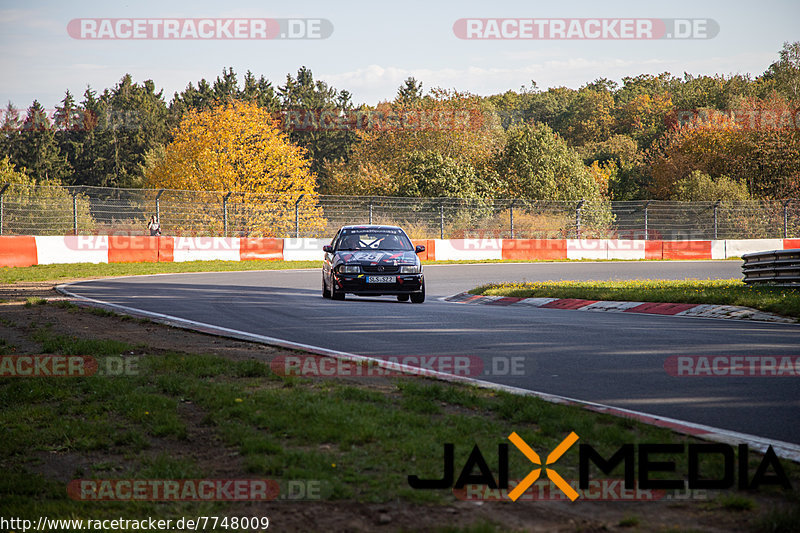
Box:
362 265 400 274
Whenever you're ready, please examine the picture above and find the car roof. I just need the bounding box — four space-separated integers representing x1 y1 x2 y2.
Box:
339 225 405 231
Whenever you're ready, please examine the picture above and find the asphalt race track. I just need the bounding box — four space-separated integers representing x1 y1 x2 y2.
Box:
64 261 800 445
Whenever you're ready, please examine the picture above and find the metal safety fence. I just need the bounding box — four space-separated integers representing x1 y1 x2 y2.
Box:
0 184 797 240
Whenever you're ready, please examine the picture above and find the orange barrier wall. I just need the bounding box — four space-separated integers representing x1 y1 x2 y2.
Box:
662 240 712 260
501 239 567 261
240 238 284 261
158 237 174 262
0 236 37 267
412 239 435 261
108 236 160 263
645 241 663 260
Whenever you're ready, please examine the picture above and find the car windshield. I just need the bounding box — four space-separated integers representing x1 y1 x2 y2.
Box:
336 231 413 251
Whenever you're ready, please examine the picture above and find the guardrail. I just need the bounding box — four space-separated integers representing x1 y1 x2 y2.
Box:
742 249 800 285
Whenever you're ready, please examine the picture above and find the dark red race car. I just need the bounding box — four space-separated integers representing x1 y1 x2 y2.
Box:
322 225 425 303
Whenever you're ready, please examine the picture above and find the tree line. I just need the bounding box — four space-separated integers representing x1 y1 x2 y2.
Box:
1 42 798 204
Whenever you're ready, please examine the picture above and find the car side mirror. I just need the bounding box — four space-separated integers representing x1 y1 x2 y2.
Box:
323 245 333 253
415 245 425 254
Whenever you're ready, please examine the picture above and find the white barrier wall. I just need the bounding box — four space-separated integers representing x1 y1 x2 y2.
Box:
607 240 646 260
567 239 607 260
282 238 327 261
172 237 240 262
33 236 109 264
431 239 503 261
725 239 784 258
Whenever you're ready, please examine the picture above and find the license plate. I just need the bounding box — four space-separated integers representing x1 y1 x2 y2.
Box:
366 276 396 284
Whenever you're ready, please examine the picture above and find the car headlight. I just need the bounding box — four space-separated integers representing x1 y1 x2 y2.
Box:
400 265 420 274
338 264 360 274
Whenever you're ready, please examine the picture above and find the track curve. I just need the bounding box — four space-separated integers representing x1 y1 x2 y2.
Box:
63 261 800 445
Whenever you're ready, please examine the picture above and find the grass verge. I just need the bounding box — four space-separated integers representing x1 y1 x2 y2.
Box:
0 260 323 284
1 257 741 285
469 279 800 319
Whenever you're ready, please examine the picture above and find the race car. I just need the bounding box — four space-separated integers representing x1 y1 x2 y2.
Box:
322 225 425 303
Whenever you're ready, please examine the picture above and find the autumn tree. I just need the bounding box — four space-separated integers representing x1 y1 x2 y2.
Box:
322 88 505 198
145 101 324 236
647 95 800 200
760 41 800 101
559 88 615 146
672 170 751 202
494 123 601 201
0 156 93 234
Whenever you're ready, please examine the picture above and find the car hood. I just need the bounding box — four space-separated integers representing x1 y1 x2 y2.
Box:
335 250 418 265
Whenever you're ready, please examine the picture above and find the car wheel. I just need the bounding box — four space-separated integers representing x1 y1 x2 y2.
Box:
322 276 331 298
410 281 425 303
397 294 409 302
330 275 345 300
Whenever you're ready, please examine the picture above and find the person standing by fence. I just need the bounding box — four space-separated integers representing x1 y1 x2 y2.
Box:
148 215 161 236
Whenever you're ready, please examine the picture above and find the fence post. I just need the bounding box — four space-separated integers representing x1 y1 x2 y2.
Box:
713 200 721 240
509 199 516 239
784 200 792 239
295 194 305 238
369 199 373 224
643 200 651 241
0 184 8 235
155 189 165 224
440 203 445 239
71 192 78 235
223 192 232 237
575 199 585 238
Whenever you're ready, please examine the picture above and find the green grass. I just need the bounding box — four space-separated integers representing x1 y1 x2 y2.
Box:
716 493 757 511
0 259 323 284
470 279 800 319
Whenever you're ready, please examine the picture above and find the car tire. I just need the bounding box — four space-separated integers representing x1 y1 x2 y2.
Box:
410 281 425 303
330 275 345 300
397 294 409 302
322 276 331 298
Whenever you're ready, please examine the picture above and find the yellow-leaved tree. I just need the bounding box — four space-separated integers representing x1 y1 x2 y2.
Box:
146 101 325 237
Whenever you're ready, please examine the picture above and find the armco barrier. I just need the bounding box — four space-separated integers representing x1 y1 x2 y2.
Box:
2 236 800 267
742 249 800 285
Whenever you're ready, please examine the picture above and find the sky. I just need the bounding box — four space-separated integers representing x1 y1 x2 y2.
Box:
1 0 798 110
